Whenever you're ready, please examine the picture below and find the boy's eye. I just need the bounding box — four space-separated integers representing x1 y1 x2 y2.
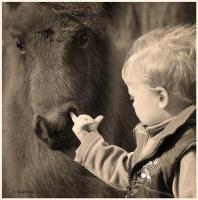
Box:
130 96 134 100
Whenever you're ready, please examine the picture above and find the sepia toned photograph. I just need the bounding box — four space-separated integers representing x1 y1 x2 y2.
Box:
2 2 196 198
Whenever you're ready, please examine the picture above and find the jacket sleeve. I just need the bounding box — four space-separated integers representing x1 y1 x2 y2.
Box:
74 131 134 191
172 146 196 198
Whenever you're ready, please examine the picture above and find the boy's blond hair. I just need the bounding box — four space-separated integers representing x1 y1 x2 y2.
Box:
122 25 196 104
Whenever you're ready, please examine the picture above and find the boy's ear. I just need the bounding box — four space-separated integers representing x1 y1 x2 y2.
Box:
154 87 169 109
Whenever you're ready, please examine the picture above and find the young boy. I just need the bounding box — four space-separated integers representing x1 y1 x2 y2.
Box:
70 25 196 198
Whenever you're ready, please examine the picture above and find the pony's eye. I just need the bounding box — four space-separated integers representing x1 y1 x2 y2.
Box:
16 40 26 54
75 29 91 46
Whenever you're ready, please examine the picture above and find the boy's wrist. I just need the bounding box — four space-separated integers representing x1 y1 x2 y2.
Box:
74 131 102 164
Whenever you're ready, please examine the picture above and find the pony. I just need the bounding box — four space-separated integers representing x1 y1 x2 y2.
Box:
2 2 195 197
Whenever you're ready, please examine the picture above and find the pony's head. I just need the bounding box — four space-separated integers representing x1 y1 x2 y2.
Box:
5 3 116 150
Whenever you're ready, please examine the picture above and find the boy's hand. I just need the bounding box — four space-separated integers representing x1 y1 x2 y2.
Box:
70 112 104 142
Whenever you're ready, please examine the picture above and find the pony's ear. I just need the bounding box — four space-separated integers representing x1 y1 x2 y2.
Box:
103 3 121 19
6 2 21 10
3 3 21 30
103 3 138 55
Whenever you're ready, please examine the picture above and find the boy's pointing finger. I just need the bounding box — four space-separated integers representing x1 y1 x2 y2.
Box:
70 112 78 122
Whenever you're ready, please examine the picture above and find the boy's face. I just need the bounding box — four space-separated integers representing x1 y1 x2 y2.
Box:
126 81 164 125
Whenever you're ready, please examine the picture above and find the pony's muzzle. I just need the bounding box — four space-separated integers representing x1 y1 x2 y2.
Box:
33 104 79 150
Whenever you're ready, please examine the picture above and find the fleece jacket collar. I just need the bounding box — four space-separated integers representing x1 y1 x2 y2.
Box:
135 105 196 164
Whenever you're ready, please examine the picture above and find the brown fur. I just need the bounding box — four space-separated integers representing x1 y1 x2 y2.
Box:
3 2 195 197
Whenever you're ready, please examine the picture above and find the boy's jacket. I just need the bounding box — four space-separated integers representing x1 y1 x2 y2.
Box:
127 105 196 197
75 105 196 198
